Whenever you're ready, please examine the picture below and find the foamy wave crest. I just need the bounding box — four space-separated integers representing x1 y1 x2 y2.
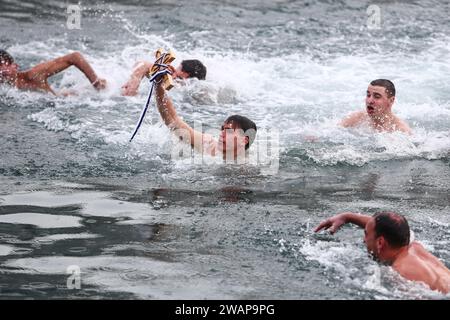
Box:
28 108 84 139
288 120 450 166
298 238 446 299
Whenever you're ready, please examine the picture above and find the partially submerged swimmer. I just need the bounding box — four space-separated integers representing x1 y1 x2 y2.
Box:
340 79 412 134
154 78 257 160
315 211 450 294
0 50 106 95
121 59 207 96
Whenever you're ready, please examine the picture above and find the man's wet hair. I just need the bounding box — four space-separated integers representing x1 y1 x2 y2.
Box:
224 115 257 150
0 50 14 65
370 79 396 97
181 59 207 80
373 211 410 248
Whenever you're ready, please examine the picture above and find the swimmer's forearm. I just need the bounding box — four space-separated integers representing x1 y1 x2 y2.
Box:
342 212 371 228
133 61 152 81
125 61 152 89
70 52 100 85
155 83 178 127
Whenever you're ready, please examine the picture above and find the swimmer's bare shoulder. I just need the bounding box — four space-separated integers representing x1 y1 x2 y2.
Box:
393 249 435 288
412 242 450 276
340 110 367 128
393 242 450 293
394 117 413 135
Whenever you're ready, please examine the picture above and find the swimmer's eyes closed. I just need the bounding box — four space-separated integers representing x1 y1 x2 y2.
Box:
366 91 382 99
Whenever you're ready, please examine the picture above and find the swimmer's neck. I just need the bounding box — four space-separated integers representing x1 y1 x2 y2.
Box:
383 244 410 265
368 111 396 130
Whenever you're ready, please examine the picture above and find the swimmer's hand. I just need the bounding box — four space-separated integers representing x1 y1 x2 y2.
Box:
314 213 349 234
92 78 107 91
122 80 139 96
121 78 140 96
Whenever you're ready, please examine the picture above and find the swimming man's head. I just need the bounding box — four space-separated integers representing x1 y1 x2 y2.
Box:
366 79 396 117
0 50 18 83
173 59 207 80
364 211 410 262
218 115 257 155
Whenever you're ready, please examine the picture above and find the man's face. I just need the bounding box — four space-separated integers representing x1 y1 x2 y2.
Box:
364 218 379 261
0 61 18 82
365 85 395 117
217 121 248 155
172 64 190 80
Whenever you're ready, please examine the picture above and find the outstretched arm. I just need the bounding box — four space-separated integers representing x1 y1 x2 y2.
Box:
26 52 106 90
314 212 371 234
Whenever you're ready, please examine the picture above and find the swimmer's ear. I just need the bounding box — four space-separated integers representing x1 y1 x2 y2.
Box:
376 236 386 251
389 96 395 105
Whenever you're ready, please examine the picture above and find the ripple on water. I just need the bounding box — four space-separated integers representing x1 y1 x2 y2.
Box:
119 270 158 282
21 282 54 290
68 247 88 254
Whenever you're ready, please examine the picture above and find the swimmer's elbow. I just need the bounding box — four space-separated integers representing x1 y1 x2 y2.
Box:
68 51 83 64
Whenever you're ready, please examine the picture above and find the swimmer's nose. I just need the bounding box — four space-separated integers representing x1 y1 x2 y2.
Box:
367 96 375 105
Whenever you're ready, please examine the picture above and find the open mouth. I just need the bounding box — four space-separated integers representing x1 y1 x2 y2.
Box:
367 105 375 113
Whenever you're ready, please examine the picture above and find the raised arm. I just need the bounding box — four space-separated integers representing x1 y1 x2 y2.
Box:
314 212 371 234
121 61 153 96
154 82 208 151
26 52 106 90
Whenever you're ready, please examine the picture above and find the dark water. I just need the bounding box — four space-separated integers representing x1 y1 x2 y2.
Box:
0 0 449 299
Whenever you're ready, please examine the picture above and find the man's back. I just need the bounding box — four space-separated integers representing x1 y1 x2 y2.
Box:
394 242 450 293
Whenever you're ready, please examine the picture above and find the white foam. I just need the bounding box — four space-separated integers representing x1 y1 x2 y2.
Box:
34 233 100 242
